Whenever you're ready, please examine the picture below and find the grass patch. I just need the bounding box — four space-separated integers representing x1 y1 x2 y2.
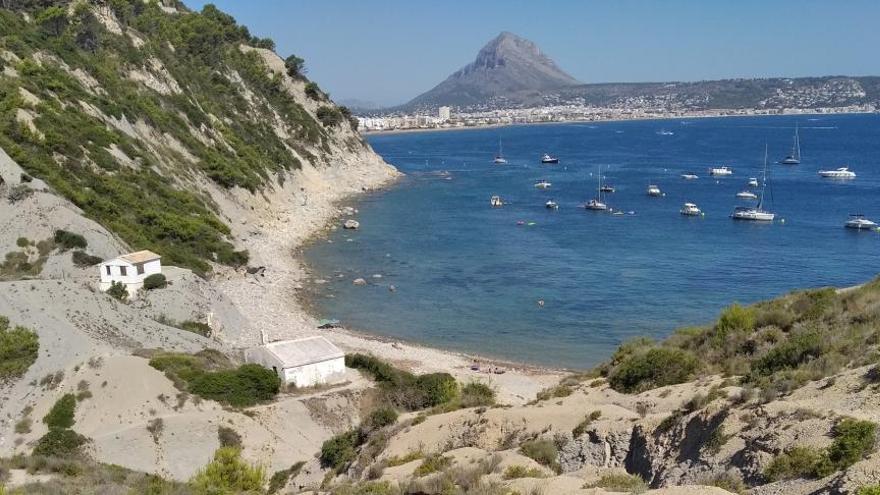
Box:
503 464 545 479
535 384 574 401
268 461 305 494
572 410 602 438
413 454 452 477
519 439 559 473
585 473 648 493
765 418 877 481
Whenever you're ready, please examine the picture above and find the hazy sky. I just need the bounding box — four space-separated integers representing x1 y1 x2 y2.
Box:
184 0 880 107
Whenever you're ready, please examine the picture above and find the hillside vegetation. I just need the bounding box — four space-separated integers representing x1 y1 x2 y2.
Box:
601 278 880 398
0 0 358 273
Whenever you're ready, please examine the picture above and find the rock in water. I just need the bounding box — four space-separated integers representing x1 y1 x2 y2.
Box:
352 278 367 286
343 219 360 230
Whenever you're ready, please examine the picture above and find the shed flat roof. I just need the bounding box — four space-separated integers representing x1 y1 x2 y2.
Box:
263 336 344 368
118 250 161 264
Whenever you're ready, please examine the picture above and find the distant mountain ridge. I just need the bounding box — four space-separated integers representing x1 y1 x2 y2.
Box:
401 31 580 110
387 31 880 114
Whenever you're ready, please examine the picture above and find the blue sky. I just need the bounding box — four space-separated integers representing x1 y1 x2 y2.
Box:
184 0 880 107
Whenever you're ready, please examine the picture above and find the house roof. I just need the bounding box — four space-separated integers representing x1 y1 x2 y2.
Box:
118 250 161 264
262 336 344 368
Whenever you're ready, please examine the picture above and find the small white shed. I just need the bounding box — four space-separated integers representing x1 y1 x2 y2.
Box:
98 250 162 295
245 336 346 388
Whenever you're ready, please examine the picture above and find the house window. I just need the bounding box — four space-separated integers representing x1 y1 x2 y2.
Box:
136 264 144 275
120 266 127 276
105 266 111 276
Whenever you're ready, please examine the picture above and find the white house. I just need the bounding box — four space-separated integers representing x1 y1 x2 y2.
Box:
245 335 346 388
98 250 162 295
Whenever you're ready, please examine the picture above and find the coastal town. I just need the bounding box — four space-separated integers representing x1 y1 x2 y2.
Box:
357 102 876 133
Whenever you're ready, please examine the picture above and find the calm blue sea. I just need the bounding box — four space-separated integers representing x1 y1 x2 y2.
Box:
303 114 880 369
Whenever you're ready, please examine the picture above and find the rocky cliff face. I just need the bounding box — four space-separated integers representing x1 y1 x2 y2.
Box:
403 31 579 110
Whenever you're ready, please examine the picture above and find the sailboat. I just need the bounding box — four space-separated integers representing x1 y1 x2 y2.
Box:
731 145 775 221
493 137 507 164
584 167 608 211
780 123 801 164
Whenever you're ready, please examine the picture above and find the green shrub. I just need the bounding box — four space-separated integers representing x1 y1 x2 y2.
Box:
459 382 496 408
7 184 33 203
858 486 880 495
43 393 76 429
148 351 277 407
764 446 825 481
16 237 29 248
143 273 167 290
71 250 102 267
584 473 648 493
32 428 87 457
572 410 602 438
0 316 39 380
316 106 344 127
609 347 699 393
715 303 756 338
536 384 574 401
284 54 305 78
503 465 545 479
106 281 128 301
180 320 212 337
415 373 458 407
188 446 265 493
53 230 87 251
519 439 559 473
304 82 322 100
361 407 398 433
189 364 281 407
218 426 242 448
413 454 451 477
267 461 304 494
320 430 360 470
751 330 823 377
827 418 876 471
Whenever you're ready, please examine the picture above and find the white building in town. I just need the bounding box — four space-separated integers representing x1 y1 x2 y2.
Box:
98 250 162 295
438 106 451 121
245 335 346 388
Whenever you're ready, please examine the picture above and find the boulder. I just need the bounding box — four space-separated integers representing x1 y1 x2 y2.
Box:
353 278 367 286
343 219 359 230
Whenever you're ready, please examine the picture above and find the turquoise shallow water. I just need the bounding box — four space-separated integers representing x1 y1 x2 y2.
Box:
304 114 880 369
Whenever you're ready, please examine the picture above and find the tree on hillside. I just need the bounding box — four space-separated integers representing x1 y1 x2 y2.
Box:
284 54 306 78
35 6 68 37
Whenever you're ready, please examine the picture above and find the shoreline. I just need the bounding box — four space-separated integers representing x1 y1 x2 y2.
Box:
292 186 571 377
360 109 877 137
215 154 565 405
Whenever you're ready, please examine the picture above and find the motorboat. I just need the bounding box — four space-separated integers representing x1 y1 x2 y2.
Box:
747 177 759 187
845 214 877 230
534 179 552 189
779 123 801 164
736 191 758 200
818 167 856 179
680 203 701 216
541 154 559 164
545 200 559 209
731 145 775 222
490 195 504 207
646 184 662 197
584 199 607 211
709 166 733 176
493 137 507 164
600 185 615 193
681 172 699 180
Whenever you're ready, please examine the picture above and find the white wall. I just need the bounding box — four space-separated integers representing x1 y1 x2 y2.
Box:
98 258 161 294
283 357 346 388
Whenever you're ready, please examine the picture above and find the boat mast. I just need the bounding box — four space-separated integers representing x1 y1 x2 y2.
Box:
794 123 801 161
498 136 503 157
758 144 768 210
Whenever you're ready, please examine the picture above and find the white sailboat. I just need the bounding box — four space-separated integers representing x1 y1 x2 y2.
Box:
493 137 507 164
731 145 775 222
584 167 608 211
780 123 801 164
